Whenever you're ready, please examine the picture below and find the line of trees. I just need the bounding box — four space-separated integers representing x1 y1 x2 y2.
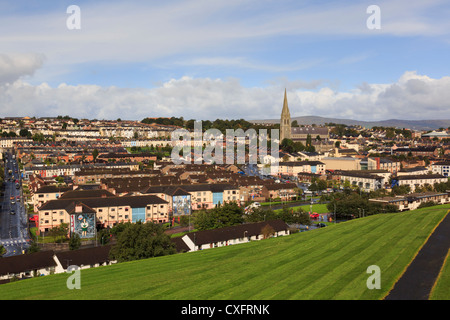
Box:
192 201 312 231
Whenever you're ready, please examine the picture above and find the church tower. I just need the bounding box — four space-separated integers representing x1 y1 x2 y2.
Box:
280 88 291 142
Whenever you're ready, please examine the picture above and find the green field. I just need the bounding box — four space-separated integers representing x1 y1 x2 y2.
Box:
430 248 450 300
1 204 449 300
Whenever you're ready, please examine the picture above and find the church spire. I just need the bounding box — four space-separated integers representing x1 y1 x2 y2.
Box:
280 88 291 142
282 88 290 117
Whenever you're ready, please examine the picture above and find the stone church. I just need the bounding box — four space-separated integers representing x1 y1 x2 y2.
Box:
279 89 330 151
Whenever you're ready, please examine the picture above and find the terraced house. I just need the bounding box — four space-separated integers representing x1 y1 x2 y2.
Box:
142 183 240 212
394 174 448 192
336 170 391 191
432 161 450 177
277 161 325 176
369 191 450 211
37 194 169 234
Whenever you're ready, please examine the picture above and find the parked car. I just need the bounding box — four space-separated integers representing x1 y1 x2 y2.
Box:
309 212 319 219
10 210 15 215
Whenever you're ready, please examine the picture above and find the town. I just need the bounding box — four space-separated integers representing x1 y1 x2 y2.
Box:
0 92 449 283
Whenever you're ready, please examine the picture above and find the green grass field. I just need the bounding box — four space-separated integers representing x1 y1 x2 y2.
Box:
430 248 450 300
1 204 449 300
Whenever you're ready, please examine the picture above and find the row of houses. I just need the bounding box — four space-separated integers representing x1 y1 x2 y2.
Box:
23 162 140 180
0 245 114 282
0 220 290 282
37 193 169 233
369 191 450 211
33 180 297 233
333 170 448 192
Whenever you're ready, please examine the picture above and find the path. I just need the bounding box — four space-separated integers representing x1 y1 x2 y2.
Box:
384 210 450 300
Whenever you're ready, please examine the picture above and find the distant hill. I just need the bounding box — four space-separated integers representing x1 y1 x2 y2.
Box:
249 116 450 131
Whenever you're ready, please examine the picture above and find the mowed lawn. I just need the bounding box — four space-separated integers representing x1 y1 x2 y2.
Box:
1 204 449 300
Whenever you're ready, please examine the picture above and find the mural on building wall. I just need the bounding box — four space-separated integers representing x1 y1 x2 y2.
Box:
70 213 96 238
172 195 191 216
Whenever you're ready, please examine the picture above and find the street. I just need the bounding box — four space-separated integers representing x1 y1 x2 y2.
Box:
0 151 30 257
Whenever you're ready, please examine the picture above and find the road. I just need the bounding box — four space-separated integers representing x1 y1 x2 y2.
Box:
0 150 30 257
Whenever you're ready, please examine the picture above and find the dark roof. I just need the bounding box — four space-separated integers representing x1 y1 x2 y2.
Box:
66 202 97 214
264 183 297 190
55 245 112 267
396 174 447 180
398 166 428 172
39 194 168 211
34 185 72 194
0 250 56 276
142 183 238 195
170 237 190 253
59 189 116 199
184 220 289 246
291 127 328 135
279 161 324 166
337 170 384 179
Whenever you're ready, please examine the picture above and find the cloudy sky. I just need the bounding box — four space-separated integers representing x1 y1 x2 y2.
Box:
1 0 450 121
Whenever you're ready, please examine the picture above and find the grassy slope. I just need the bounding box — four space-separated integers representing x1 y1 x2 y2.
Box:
1 204 449 300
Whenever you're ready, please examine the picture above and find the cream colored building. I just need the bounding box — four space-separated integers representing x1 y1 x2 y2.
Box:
321 157 361 171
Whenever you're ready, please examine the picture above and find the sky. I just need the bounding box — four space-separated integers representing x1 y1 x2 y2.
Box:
0 0 450 122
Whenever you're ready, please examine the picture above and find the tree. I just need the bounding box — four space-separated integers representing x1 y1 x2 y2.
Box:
92 148 99 162
244 207 277 223
48 223 69 242
281 138 295 153
261 225 275 239
19 128 31 137
194 202 244 230
27 242 40 254
69 233 81 250
277 206 311 225
109 222 176 262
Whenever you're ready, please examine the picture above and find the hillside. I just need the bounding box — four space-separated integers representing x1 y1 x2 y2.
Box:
250 115 450 131
0 204 449 300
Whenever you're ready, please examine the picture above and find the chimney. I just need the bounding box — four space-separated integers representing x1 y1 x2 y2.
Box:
75 203 83 213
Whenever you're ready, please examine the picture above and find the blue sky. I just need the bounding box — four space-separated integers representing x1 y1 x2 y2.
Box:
0 0 449 121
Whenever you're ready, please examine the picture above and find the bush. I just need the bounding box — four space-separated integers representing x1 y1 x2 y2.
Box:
418 201 437 208
109 222 176 263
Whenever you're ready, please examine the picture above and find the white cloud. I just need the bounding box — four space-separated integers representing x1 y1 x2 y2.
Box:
0 53 45 84
0 71 449 121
